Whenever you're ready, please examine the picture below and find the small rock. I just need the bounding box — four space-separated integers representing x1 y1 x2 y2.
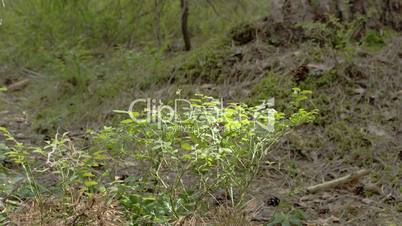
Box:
330 216 340 223
382 110 396 121
367 124 388 137
354 87 366 95
361 198 374 205
365 183 382 195
293 51 301 56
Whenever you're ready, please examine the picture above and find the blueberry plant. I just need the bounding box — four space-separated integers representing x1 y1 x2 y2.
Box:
95 90 317 224
1 90 317 225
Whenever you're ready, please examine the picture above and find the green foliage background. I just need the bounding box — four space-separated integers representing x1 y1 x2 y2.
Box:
0 0 269 131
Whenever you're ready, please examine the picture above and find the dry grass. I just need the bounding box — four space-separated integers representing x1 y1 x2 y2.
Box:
9 193 124 226
173 206 253 226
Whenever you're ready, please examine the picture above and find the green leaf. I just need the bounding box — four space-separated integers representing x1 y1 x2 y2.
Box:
121 119 134 124
266 213 287 226
289 216 302 226
282 219 291 226
0 127 8 133
82 172 95 177
83 180 98 187
181 142 192 151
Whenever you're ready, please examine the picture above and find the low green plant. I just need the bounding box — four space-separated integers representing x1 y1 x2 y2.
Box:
0 127 115 224
38 132 109 193
0 128 109 197
361 29 387 50
120 192 177 224
0 127 40 198
266 209 307 226
95 91 317 224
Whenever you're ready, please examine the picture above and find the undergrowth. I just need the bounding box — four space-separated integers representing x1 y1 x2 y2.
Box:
0 91 317 225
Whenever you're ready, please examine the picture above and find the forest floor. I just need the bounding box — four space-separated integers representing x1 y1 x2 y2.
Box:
0 91 34 144
1 19 401 225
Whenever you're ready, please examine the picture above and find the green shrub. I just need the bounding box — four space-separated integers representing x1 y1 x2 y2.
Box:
0 90 317 224
94 91 317 224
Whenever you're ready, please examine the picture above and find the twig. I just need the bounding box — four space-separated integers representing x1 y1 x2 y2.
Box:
7 79 30 92
306 169 370 193
22 68 44 78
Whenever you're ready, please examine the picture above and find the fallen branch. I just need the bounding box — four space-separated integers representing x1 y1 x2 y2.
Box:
7 79 30 92
307 169 370 193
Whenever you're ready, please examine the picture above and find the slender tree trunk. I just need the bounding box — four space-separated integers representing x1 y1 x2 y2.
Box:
180 0 191 51
154 0 163 48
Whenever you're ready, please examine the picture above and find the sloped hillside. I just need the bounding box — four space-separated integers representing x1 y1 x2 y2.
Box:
0 2 401 225
160 18 402 225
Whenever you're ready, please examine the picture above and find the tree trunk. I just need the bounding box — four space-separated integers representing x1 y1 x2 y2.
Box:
180 0 191 51
267 0 402 31
154 0 163 48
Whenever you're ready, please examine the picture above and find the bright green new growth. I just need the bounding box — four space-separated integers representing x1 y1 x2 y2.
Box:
94 91 317 223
